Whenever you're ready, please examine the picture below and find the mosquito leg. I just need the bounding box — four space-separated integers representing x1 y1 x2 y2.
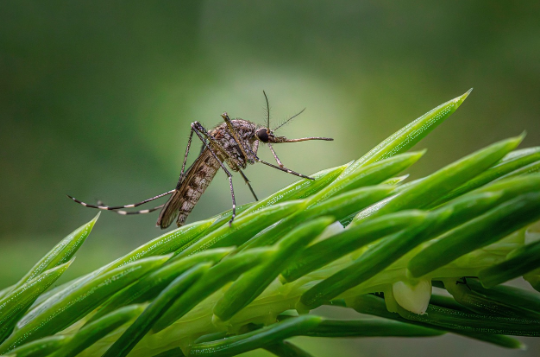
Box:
226 175 237 226
191 122 236 165
221 113 262 164
176 129 195 189
256 159 314 180
267 143 284 168
194 120 258 201
251 139 259 158
191 122 230 161
67 190 175 211
115 204 165 215
221 112 254 164
222 126 311 181
191 122 238 226
238 169 258 201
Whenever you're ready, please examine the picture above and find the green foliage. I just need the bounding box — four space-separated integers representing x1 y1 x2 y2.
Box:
1 90 540 357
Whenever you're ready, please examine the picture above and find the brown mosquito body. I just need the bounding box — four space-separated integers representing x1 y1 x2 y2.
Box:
68 92 333 229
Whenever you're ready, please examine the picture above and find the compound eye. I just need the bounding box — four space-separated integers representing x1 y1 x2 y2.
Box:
257 128 269 142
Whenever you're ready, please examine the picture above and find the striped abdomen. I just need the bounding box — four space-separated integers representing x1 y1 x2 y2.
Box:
157 148 220 228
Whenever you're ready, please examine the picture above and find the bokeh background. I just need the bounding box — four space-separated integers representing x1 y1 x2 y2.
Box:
1 1 539 356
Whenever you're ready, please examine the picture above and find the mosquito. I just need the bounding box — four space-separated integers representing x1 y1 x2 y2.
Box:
68 92 333 229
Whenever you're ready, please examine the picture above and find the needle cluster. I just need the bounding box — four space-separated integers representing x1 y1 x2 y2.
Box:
1 90 540 357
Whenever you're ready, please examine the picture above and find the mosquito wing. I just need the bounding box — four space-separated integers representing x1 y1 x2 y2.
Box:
156 148 221 229
156 190 185 229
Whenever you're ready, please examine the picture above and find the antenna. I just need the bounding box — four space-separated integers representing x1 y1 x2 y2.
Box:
273 108 306 132
263 90 270 129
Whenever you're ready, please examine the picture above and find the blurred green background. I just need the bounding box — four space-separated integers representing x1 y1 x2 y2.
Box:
1 1 539 356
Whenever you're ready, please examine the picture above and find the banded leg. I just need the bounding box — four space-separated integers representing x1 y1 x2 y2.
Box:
114 204 165 215
191 122 238 226
67 190 175 211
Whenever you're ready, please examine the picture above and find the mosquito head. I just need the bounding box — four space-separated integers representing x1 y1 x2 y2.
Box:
256 91 334 144
255 127 332 144
255 127 270 142
255 125 281 143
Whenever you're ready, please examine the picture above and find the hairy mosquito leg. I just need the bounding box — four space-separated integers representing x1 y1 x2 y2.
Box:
257 159 314 180
67 190 175 211
191 123 237 226
238 169 258 201
267 142 284 168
